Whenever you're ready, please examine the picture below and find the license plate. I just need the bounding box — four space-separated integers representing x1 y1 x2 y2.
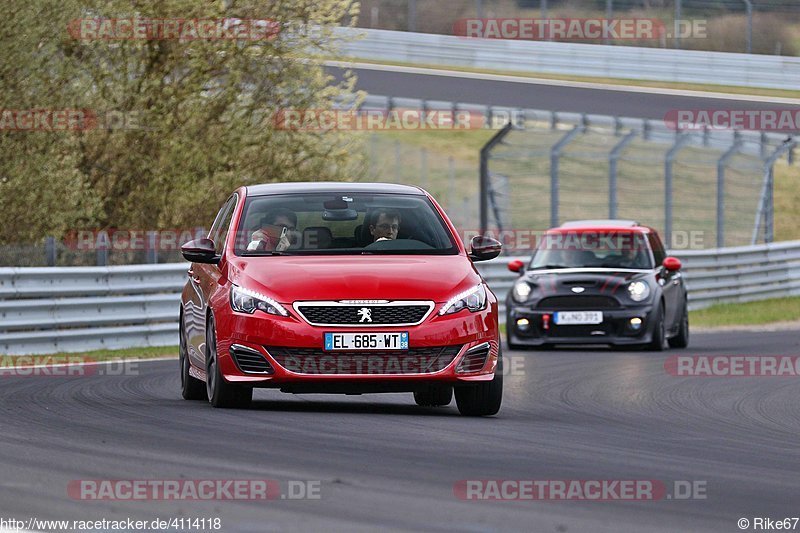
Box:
324 332 409 351
554 311 603 325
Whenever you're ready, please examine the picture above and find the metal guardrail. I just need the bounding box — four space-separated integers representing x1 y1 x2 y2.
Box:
335 27 800 91
2 241 799 354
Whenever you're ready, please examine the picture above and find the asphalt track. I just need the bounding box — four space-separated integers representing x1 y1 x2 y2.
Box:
2 329 800 532
327 64 800 119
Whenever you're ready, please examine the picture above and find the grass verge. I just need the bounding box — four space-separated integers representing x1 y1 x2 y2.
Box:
690 297 800 328
1 345 177 365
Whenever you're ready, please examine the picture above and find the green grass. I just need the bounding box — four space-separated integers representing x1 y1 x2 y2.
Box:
690 297 800 328
1 345 177 364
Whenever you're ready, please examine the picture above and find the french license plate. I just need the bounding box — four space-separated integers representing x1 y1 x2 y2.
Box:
324 332 409 351
554 311 603 325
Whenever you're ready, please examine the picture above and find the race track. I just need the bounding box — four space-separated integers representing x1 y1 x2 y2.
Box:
327 63 800 119
2 329 799 532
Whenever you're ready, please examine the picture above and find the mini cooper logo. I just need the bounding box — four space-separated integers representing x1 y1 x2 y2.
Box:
571 287 586 293
357 308 372 323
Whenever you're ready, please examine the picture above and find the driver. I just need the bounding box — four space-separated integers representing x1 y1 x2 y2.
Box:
247 208 297 252
369 209 401 242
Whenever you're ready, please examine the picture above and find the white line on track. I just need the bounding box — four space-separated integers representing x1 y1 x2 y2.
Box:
326 60 800 105
0 356 176 372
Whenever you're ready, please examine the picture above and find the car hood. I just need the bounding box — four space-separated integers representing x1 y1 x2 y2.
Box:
228 255 479 303
522 268 653 294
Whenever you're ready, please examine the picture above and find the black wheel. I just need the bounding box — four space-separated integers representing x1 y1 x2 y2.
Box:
180 311 207 401
648 303 666 352
454 348 503 416
206 315 252 409
668 301 690 349
414 384 453 407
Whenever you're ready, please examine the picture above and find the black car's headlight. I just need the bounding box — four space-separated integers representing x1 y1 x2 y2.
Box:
230 285 289 316
512 280 532 303
439 283 487 315
627 281 651 302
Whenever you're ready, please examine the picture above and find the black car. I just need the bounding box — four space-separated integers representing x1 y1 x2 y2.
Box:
506 220 689 351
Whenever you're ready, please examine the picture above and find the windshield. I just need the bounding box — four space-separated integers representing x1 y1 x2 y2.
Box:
530 231 654 270
233 192 458 256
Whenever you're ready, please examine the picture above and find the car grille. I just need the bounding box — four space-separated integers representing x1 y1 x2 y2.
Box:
549 324 610 338
295 304 432 326
456 341 495 374
265 345 463 375
537 295 620 310
230 346 274 374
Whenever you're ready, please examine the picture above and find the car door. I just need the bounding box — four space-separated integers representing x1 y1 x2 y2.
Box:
649 233 681 329
188 195 237 366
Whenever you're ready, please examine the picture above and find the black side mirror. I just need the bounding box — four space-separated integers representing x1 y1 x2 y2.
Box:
181 238 220 264
469 236 502 262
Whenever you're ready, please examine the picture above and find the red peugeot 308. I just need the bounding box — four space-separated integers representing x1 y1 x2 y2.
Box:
179 182 503 415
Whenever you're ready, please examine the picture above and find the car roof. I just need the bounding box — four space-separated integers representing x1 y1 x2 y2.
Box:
550 219 655 233
245 182 426 196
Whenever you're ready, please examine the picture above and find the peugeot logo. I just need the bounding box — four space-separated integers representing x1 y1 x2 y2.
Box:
357 308 373 323
571 287 586 294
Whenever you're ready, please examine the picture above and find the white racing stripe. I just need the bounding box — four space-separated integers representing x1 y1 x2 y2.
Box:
325 60 800 105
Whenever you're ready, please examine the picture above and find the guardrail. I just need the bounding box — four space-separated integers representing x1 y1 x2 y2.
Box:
2 241 799 354
335 27 800 91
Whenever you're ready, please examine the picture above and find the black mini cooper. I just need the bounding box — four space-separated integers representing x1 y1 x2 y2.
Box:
506 220 688 351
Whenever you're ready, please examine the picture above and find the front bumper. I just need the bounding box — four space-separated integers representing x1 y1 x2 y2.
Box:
212 299 500 389
507 303 657 346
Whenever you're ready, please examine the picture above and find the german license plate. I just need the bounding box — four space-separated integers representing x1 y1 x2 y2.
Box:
553 311 603 325
324 332 409 351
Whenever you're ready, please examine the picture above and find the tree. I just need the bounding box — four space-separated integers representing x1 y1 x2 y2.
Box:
0 0 362 243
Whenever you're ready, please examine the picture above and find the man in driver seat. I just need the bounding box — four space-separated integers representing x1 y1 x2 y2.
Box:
369 209 401 242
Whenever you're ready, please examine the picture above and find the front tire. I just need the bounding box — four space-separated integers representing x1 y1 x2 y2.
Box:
206 315 252 409
454 348 503 416
180 311 206 401
668 301 690 349
648 304 666 352
414 384 453 407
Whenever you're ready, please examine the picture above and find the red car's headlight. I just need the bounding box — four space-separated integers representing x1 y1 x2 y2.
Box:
439 283 487 316
230 285 289 316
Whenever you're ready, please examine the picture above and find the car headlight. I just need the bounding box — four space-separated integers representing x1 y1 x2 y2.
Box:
627 281 651 302
512 281 532 303
439 283 487 315
230 285 289 316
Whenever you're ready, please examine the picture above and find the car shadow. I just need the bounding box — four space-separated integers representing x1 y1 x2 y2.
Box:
246 397 463 416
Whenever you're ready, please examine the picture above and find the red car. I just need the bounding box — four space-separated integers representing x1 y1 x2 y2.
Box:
179 183 503 415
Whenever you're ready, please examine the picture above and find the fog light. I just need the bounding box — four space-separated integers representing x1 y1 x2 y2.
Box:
629 317 643 330
516 318 531 331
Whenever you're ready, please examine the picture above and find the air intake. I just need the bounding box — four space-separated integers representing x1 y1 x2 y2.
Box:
230 345 274 375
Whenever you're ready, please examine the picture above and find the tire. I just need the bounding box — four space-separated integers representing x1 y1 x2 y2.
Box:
647 303 666 352
454 348 503 417
668 301 690 349
206 315 252 409
414 384 453 407
180 311 207 401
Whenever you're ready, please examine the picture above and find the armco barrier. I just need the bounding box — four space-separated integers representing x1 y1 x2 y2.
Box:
1 240 799 355
334 27 800 91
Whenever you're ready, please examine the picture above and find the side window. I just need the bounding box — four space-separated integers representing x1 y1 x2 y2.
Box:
208 195 237 255
648 233 667 266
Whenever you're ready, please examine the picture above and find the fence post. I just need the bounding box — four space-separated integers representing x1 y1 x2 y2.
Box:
550 125 584 228
45 236 56 267
420 148 428 190
408 0 416 32
448 156 455 210
146 231 158 264
605 0 613 45
743 0 753 53
96 245 108 266
394 140 402 182
751 140 796 244
476 0 483 19
674 0 682 49
716 138 742 248
664 133 692 246
479 123 514 235
608 130 638 219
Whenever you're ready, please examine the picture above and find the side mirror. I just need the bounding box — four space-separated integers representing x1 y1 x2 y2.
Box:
663 256 682 271
507 259 525 273
181 238 220 264
469 236 502 262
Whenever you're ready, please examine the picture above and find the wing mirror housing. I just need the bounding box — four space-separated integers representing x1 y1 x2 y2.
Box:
663 256 682 271
469 236 502 262
181 238 220 264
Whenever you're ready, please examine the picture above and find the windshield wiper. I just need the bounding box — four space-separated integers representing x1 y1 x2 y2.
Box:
241 251 293 256
531 264 570 270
